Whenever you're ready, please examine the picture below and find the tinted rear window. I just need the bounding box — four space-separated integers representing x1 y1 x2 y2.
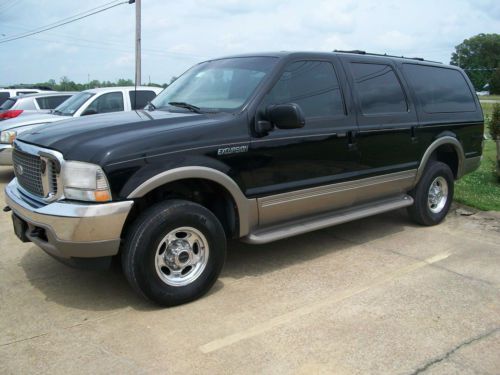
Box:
403 64 475 113
0 98 16 110
350 63 407 115
0 92 10 106
129 90 157 110
36 95 72 110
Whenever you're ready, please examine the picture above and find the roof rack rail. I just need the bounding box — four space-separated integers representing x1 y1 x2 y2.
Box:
333 49 441 64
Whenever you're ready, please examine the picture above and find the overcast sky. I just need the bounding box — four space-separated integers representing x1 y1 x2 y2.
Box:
1 0 499 86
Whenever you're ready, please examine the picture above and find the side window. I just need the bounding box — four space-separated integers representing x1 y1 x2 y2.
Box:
403 64 475 113
36 96 71 110
86 92 124 114
36 97 50 109
0 92 11 105
265 61 345 118
16 91 37 96
350 63 408 115
129 90 157 110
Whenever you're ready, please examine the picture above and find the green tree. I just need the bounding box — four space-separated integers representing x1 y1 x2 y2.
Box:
450 33 500 91
490 68 500 95
116 78 134 86
490 103 500 140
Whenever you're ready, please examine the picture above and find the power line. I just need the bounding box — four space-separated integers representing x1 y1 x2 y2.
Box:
1 22 206 59
0 0 129 44
15 0 122 36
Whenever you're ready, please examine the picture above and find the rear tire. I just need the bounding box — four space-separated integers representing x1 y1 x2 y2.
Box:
407 161 454 226
122 200 226 306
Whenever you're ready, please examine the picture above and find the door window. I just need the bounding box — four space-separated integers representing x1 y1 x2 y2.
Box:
86 92 124 114
129 90 157 109
266 61 345 118
350 63 408 115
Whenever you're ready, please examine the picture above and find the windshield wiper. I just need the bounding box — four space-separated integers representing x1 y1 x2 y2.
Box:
168 101 202 113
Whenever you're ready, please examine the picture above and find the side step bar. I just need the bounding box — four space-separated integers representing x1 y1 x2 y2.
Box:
243 194 414 245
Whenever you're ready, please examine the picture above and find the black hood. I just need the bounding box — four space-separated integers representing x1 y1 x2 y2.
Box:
17 110 227 165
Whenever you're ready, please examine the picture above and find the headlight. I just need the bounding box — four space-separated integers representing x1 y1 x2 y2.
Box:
62 161 112 202
0 130 17 144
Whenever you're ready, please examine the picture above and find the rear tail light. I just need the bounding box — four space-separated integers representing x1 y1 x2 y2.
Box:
0 110 23 119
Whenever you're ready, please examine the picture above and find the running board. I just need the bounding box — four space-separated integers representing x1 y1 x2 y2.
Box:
243 194 414 244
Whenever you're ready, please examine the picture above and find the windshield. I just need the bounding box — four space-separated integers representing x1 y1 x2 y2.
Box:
53 92 94 116
151 57 278 112
0 98 17 110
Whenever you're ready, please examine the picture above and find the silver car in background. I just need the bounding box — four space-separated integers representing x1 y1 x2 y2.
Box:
0 92 76 121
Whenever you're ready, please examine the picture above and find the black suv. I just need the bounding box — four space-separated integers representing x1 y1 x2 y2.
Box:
4 51 483 306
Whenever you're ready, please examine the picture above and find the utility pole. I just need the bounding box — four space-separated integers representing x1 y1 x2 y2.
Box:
135 0 141 86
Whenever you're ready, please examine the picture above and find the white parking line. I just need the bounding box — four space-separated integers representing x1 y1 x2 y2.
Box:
199 252 452 354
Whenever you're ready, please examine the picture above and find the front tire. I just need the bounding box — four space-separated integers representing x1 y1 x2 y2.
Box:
407 161 454 226
122 200 226 306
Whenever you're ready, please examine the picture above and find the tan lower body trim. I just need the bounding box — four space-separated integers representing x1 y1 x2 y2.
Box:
257 170 417 227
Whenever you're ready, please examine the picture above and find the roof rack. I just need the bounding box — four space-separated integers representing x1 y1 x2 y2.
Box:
333 50 441 64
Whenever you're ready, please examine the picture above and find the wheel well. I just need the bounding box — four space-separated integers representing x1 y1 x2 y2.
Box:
429 144 459 178
121 179 239 241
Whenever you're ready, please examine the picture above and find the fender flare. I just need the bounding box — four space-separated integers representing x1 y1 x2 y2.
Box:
126 166 257 237
416 136 465 183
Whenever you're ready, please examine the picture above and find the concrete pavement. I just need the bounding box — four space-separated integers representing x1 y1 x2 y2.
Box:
0 166 499 374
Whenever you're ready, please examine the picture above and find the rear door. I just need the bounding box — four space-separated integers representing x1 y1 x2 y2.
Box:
341 57 419 198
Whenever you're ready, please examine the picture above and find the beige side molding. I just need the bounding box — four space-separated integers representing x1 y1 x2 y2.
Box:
416 136 465 183
127 166 258 237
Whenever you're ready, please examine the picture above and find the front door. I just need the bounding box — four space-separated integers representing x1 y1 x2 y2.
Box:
246 58 361 226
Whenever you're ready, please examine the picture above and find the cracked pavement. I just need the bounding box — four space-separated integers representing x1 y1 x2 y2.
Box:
1 166 499 374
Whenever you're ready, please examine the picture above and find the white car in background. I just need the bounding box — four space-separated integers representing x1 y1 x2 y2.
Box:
0 92 76 120
0 88 49 106
0 86 162 165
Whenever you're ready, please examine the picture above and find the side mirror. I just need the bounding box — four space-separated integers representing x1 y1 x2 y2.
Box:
81 108 97 116
266 103 305 130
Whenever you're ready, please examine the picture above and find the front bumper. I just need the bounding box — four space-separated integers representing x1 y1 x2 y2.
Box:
0 144 13 165
5 178 133 260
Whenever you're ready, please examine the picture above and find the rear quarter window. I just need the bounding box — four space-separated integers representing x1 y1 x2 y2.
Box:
403 64 475 113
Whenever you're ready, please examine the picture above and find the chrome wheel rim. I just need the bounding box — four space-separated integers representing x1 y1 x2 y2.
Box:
155 227 209 287
428 176 448 214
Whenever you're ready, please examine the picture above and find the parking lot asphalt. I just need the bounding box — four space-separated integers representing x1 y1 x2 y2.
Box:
0 165 499 375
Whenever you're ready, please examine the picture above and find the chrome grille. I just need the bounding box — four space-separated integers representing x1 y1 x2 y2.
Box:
49 160 58 195
12 149 44 197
